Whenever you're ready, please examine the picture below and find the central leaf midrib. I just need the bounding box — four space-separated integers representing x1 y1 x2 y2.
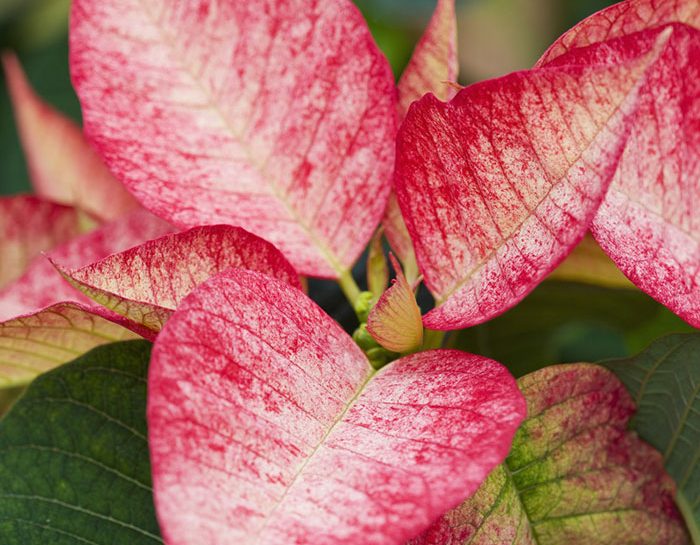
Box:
249 365 377 543
136 1 345 273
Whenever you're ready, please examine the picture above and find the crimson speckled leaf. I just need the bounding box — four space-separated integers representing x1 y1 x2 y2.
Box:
70 0 397 278
148 269 525 545
604 334 700 540
411 364 689 545
0 340 162 545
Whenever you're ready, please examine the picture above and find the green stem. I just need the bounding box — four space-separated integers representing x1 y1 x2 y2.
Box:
337 269 362 307
676 492 700 545
422 328 446 350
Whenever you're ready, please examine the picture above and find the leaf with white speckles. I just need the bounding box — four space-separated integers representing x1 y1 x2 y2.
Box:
0 196 84 290
396 25 677 330
2 53 138 221
69 0 397 278
410 364 689 545
537 2 700 328
148 269 525 545
56 225 300 335
384 0 458 279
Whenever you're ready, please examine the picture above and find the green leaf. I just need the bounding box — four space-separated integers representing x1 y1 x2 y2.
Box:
451 281 694 377
0 340 163 544
604 334 700 542
409 364 690 545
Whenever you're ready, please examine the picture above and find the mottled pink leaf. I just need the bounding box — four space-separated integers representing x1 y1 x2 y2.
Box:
0 209 174 325
69 0 397 278
56 225 300 334
537 5 700 327
2 53 138 221
367 254 423 353
0 302 139 387
149 269 525 545
0 195 83 289
395 28 673 330
410 364 688 544
385 0 459 279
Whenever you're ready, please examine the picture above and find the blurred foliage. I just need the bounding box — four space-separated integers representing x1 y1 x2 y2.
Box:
451 281 696 377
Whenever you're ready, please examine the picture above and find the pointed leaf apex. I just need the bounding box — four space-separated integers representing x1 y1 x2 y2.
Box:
367 254 424 353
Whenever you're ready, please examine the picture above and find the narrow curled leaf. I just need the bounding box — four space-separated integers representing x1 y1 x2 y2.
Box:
70 0 397 277
384 0 458 278
0 195 83 289
538 3 700 328
605 334 700 537
396 27 673 330
0 340 163 544
57 225 300 334
411 364 689 545
149 269 525 545
2 52 138 221
367 254 423 353
367 229 389 301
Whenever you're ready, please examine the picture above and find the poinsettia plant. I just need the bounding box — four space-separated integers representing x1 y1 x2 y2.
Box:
0 0 699 543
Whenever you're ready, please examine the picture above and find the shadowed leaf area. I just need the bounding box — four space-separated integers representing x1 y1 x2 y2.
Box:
0 340 163 544
452 281 695 377
605 333 700 540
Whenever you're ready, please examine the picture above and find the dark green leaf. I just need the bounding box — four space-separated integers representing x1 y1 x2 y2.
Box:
604 334 700 541
0 340 162 544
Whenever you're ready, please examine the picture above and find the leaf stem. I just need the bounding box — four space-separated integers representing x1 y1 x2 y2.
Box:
676 492 700 545
422 328 446 350
337 268 362 307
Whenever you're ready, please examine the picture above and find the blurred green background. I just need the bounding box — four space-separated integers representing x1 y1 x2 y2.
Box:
0 0 694 371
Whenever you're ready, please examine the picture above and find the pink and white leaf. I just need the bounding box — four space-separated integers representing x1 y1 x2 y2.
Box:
395 28 673 330
149 269 525 545
538 3 700 328
385 0 458 277
56 225 300 334
70 0 397 278
0 209 174 327
2 53 138 221
0 195 83 289
367 254 423 353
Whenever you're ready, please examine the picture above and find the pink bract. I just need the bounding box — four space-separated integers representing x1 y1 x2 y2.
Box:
69 0 397 278
149 269 526 545
396 25 679 330
539 1 700 328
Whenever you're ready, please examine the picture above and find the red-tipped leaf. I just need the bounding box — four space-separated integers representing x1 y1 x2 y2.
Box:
395 27 674 330
149 269 525 545
2 53 138 221
69 0 397 277
57 225 300 334
0 195 84 289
